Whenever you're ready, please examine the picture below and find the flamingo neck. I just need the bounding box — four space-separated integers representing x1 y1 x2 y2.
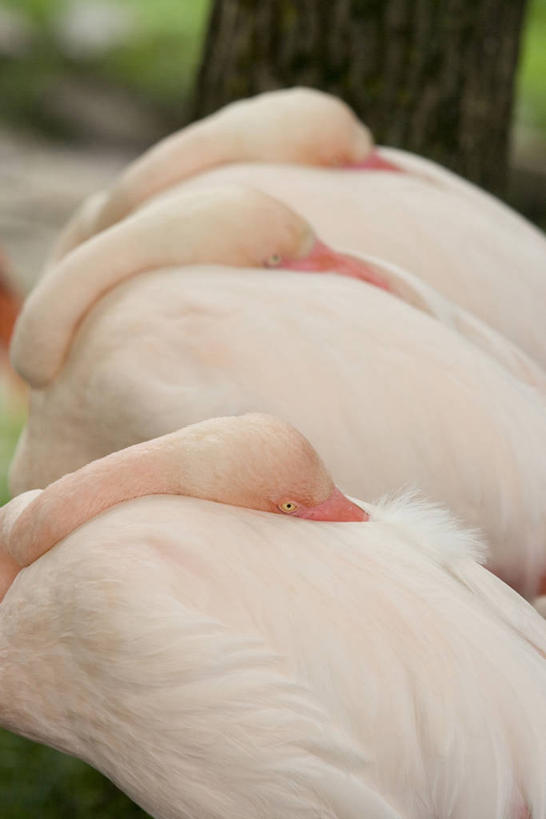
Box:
7 438 182 568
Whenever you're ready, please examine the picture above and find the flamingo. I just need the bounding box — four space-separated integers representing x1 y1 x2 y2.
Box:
11 186 545 393
8 189 546 602
0 416 545 818
0 414 364 600
50 87 546 367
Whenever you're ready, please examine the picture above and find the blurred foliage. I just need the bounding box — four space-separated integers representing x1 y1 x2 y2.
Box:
0 0 211 139
103 0 211 108
0 730 149 818
517 0 546 130
0 397 22 505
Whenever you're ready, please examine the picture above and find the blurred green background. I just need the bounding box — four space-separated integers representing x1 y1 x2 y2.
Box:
0 0 544 815
518 0 546 132
0 0 210 138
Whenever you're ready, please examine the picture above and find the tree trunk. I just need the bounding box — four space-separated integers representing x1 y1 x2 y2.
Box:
193 0 528 193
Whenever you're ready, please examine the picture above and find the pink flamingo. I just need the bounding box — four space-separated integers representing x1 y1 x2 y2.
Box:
0 419 544 817
12 187 544 393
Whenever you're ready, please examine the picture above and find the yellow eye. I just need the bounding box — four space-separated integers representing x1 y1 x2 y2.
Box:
264 253 283 268
279 501 298 514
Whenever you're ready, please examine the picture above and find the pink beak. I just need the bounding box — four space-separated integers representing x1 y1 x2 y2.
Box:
286 239 390 291
294 487 368 522
347 149 403 172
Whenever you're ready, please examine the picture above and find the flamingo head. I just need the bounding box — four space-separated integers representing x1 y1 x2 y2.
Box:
219 87 374 167
182 185 390 290
181 413 368 522
235 88 401 172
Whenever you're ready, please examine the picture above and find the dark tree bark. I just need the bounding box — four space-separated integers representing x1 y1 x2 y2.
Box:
192 0 528 193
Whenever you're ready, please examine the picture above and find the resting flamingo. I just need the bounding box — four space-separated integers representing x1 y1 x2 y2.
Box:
0 414 363 600
0 415 545 818
51 87 546 366
11 186 545 393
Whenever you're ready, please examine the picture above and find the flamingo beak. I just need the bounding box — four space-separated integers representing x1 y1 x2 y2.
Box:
294 487 368 522
346 149 402 172
286 239 390 291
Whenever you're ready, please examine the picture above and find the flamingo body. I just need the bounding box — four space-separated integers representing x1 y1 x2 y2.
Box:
1 491 545 819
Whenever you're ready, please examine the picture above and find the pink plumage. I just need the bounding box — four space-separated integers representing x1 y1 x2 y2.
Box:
0 479 544 818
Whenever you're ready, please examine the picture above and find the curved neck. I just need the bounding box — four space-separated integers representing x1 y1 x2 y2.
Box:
12 197 216 389
7 432 197 568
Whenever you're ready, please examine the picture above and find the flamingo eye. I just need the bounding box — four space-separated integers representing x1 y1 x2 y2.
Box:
279 501 299 514
264 253 283 268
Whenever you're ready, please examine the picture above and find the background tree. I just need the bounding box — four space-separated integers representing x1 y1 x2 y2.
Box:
193 0 529 193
